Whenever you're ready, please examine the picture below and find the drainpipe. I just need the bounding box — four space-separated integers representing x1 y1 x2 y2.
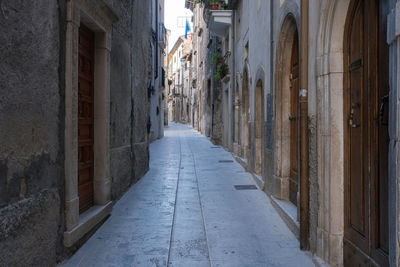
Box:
231 10 235 151
270 0 274 147
299 0 310 251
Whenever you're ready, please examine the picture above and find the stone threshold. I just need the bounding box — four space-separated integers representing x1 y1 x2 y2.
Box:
63 201 113 247
269 197 332 267
250 172 265 191
270 196 299 239
234 155 248 170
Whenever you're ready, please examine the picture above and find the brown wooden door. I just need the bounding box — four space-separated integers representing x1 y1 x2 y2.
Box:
78 25 95 214
289 30 299 206
344 0 389 265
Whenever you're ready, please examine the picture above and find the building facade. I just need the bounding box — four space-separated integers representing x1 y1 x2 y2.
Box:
0 0 152 265
149 0 168 142
187 0 400 266
167 36 193 124
189 2 224 143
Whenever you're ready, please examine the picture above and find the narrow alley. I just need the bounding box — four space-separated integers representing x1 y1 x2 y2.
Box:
2 0 400 266
61 124 314 267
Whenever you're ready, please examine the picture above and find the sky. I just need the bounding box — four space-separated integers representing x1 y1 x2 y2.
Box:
165 0 193 53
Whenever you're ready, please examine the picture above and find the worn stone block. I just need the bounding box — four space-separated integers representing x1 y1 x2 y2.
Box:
0 190 60 266
110 146 133 200
133 142 150 183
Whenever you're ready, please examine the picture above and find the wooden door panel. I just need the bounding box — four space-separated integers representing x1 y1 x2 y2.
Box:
78 24 94 214
345 0 390 266
289 30 299 206
371 0 390 263
348 0 368 242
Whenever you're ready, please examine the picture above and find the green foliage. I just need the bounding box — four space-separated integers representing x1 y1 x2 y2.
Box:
212 52 222 65
214 63 229 80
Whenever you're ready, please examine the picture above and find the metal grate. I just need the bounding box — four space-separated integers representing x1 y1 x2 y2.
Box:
234 185 258 190
218 160 234 163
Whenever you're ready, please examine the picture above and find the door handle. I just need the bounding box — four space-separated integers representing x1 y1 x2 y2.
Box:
379 94 389 126
349 103 360 128
289 115 296 121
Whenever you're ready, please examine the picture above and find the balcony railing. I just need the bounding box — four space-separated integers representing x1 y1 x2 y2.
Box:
203 0 233 27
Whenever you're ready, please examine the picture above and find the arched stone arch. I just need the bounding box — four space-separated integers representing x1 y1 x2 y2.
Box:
274 13 299 203
253 67 266 175
233 72 241 155
315 0 350 265
241 61 251 159
278 0 300 39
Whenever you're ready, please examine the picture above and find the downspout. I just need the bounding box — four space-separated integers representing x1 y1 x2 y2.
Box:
299 0 310 250
231 10 235 151
270 0 273 148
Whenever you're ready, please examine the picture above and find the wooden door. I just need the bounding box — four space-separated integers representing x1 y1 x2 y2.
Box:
289 30 299 206
78 25 95 214
344 0 389 265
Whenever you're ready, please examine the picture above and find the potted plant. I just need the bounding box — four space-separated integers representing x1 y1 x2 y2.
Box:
214 63 229 80
212 52 223 65
210 0 219 10
220 1 228 9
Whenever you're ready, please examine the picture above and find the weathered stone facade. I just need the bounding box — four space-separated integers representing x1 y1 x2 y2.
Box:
0 0 152 265
149 0 167 143
168 36 193 124
189 3 224 143
188 0 400 266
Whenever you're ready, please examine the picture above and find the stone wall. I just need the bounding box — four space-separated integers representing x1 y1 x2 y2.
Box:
106 0 151 199
0 0 151 265
131 0 151 181
0 0 66 265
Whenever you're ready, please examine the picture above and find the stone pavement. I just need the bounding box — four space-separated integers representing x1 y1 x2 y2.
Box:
60 123 315 267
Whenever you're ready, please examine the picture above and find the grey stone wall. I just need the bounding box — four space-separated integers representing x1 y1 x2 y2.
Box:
0 0 151 265
131 0 152 181
106 0 151 199
0 0 66 265
0 190 60 266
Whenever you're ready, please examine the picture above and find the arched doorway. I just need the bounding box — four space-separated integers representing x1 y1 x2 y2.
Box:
274 14 299 207
254 80 264 174
343 0 390 265
241 68 250 159
234 82 240 154
289 29 299 206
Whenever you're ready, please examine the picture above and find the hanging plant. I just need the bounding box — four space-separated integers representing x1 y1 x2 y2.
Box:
210 0 219 10
220 2 228 9
212 52 223 65
214 63 229 80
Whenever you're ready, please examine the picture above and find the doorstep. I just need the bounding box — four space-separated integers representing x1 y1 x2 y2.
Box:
250 172 265 191
234 155 248 170
63 201 113 247
270 196 299 239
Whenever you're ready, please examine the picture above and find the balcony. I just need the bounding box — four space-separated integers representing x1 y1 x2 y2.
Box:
208 9 232 36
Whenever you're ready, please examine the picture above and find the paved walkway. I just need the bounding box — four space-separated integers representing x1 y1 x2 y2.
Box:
61 123 315 267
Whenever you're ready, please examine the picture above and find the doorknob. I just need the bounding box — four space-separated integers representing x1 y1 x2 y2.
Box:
289 115 296 121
